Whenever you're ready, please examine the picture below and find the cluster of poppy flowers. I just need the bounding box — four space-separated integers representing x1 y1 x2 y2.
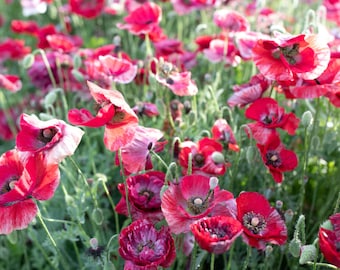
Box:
1 0 340 269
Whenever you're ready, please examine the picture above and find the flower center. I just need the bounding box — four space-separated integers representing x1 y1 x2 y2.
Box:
187 196 209 215
0 177 18 195
139 189 154 202
193 153 205 167
111 110 125 123
137 240 155 252
280 43 300 65
206 225 230 239
243 211 267 234
265 151 282 168
38 127 58 144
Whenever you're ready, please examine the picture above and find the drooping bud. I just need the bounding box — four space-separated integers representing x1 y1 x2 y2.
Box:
211 151 225 164
301 111 313 128
289 238 302 258
299 245 317 265
209 177 219 190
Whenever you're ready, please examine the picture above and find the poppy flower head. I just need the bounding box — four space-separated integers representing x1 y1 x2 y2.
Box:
211 119 239 152
190 216 243 254
69 0 105 19
213 9 250 32
236 191 287 250
0 74 22 93
119 219 176 269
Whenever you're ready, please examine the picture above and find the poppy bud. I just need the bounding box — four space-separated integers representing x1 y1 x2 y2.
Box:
301 111 313 128
289 238 302 258
43 90 58 107
211 151 225 164
209 177 219 190
71 69 84 82
299 245 317 265
246 146 256 164
72 54 82 69
92 208 104 225
22 54 35 69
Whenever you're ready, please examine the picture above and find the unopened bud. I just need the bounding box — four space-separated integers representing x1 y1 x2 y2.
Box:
299 245 317 265
276 200 283 209
284 209 294 223
90 238 98 250
211 151 225 164
289 238 302 258
209 177 219 190
265 245 273 257
22 54 35 69
92 208 104 226
301 111 313 127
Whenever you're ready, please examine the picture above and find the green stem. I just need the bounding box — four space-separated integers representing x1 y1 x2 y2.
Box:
210 253 215 270
226 243 234 270
0 90 17 138
35 49 57 89
118 148 132 222
242 245 252 270
306 262 338 269
101 180 120 235
190 242 198 270
334 191 340 214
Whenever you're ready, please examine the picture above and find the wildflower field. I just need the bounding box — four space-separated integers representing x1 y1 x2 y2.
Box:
0 0 340 269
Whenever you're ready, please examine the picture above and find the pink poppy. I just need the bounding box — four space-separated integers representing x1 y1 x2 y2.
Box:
119 219 176 269
154 39 184 58
16 113 84 164
213 9 250 32
179 137 227 176
203 38 240 66
236 192 287 250
170 0 218 15
69 0 105 19
190 216 243 254
115 171 165 222
35 24 57 49
228 74 270 108
98 55 137 84
117 2 162 35
20 0 48 16
252 33 330 81
245 97 300 145
46 34 82 53
234 31 270 60
68 81 138 152
318 213 340 268
0 74 22 92
257 133 298 183
161 174 234 234
0 150 60 235
132 102 159 117
211 119 239 152
324 0 340 26
115 125 164 174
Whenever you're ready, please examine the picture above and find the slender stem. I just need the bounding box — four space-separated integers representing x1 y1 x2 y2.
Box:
36 49 57 89
334 191 340 214
242 245 252 270
0 90 17 138
306 262 338 269
101 180 120 235
210 253 215 270
226 243 234 270
190 242 198 270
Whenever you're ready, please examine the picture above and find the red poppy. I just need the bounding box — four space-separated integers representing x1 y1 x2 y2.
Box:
0 74 22 92
0 38 31 61
117 2 162 35
211 119 239 152
0 150 60 235
236 192 287 250
69 0 105 19
318 213 340 268
11 20 39 35
228 74 270 108
16 114 84 164
35 24 57 49
179 137 227 176
115 171 165 222
257 133 298 183
161 174 234 234
245 97 300 145
119 219 176 269
213 9 250 32
190 216 243 254
252 33 330 81
46 34 82 53
68 81 138 152
115 125 165 174
154 39 184 58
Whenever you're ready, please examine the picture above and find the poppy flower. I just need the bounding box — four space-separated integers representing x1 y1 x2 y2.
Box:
115 125 165 174
46 34 82 53
245 97 300 145
0 38 31 61
171 0 218 15
318 213 340 268
228 74 270 108
119 219 176 269
16 113 84 164
213 9 250 32
20 0 48 17
11 20 39 35
154 39 184 58
203 38 241 66
211 119 239 152
236 191 287 250
69 0 105 19
161 174 235 234
117 2 162 35
324 0 340 26
132 102 159 117
0 74 22 92
190 216 243 254
179 137 227 176
0 150 60 235
252 33 330 81
115 171 165 222
257 133 298 183
98 55 137 84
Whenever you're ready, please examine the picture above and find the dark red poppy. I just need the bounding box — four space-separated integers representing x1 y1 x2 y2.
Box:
0 38 31 61
119 219 176 269
257 133 298 183
11 20 39 35
115 171 165 222
0 150 60 235
190 216 243 254
35 24 58 49
245 97 300 145
161 174 235 234
236 192 287 250
318 213 340 268
69 0 105 19
179 137 227 176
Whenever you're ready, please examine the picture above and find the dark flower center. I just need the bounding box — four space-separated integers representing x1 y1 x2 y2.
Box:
38 127 58 144
187 197 209 215
280 43 300 65
243 211 267 234
0 177 19 195
139 189 154 202
166 78 174 85
137 240 155 252
200 221 231 238
336 241 340 252
193 153 205 167
111 110 125 123
265 151 282 167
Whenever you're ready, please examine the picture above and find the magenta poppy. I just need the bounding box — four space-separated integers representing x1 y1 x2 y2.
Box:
203 38 240 66
245 97 300 145
0 74 22 92
119 219 176 269
171 0 218 15
252 33 330 81
0 150 60 235
117 2 162 35
69 0 105 19
318 213 340 268
211 119 239 152
161 174 235 234
257 133 298 183
68 81 138 152
228 74 270 108
179 137 227 176
115 171 165 222
236 192 287 250
213 9 250 32
190 216 243 254
16 114 84 164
